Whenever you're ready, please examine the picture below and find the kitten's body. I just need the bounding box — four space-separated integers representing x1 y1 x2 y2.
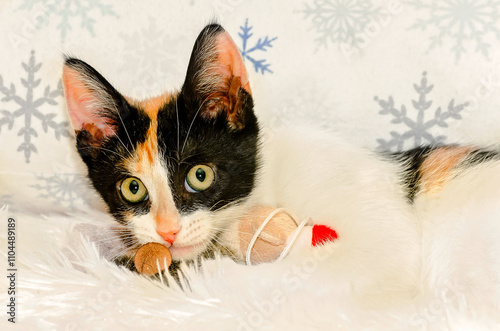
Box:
227 127 421 300
240 126 500 302
63 24 500 304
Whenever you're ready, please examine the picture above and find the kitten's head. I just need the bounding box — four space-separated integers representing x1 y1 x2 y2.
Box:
62 24 259 262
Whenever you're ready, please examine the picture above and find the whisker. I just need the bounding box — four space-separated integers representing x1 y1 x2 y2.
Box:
101 235 137 248
90 235 133 245
122 254 136 268
113 107 135 156
209 200 228 212
181 99 208 154
106 247 132 260
211 227 257 237
209 198 247 212
109 240 141 262
175 98 180 158
100 116 134 159
105 245 135 262
211 236 237 260
78 146 127 161
163 154 180 165
177 152 205 164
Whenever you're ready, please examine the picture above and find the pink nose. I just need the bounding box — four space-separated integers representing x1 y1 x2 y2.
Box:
157 230 178 244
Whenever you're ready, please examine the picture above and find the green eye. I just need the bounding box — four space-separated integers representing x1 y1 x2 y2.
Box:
185 165 215 193
120 177 148 203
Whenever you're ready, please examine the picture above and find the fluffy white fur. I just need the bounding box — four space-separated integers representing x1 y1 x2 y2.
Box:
2 126 500 330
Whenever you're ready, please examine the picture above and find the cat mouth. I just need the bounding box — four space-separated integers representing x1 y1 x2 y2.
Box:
169 242 206 260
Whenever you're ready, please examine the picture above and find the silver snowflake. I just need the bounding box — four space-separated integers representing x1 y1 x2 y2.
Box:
0 195 18 212
119 19 184 97
302 0 382 48
0 51 70 163
408 0 500 61
31 174 90 209
375 72 468 152
18 0 118 43
270 82 334 131
0 195 14 208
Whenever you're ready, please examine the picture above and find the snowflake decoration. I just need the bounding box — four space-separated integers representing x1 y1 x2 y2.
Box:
408 0 500 62
0 195 13 208
120 20 182 73
375 72 468 152
0 195 18 213
18 0 118 43
119 19 184 97
301 0 381 49
270 82 334 131
31 173 90 209
0 51 70 163
238 19 277 74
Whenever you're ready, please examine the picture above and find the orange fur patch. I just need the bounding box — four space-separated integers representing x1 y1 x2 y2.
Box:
122 93 176 172
121 92 182 233
131 94 170 121
419 146 474 195
138 124 157 165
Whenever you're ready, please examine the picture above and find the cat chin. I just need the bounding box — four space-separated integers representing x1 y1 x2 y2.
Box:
169 242 207 261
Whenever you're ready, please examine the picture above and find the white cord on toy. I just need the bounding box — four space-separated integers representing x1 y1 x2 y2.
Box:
245 208 311 266
276 216 310 262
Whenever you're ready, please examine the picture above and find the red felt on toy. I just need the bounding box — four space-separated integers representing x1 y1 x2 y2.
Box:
312 224 338 246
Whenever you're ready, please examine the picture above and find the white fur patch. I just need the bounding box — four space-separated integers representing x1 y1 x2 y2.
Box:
125 156 179 245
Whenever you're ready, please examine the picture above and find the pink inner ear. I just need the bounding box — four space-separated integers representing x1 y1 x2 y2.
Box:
215 33 252 95
62 67 116 136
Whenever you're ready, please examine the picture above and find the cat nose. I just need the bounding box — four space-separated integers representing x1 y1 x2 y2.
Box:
156 213 181 244
157 230 178 244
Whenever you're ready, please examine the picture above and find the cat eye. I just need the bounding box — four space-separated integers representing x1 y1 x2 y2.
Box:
185 165 215 193
119 177 149 203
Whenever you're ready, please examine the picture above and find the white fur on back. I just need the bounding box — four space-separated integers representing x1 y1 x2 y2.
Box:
252 127 421 303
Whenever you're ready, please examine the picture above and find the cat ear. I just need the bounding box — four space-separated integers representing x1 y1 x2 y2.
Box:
181 24 253 130
62 57 124 146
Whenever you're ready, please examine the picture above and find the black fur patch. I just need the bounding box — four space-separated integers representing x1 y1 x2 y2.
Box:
387 146 435 202
159 22 260 214
156 93 259 214
462 149 500 166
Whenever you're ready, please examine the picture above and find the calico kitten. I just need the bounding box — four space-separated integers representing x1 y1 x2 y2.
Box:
63 23 500 301
63 24 259 263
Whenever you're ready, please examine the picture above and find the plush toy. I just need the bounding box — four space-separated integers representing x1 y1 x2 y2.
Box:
231 206 339 265
133 206 338 275
134 242 172 276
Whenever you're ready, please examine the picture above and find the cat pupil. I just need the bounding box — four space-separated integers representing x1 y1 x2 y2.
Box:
129 180 139 194
196 168 206 182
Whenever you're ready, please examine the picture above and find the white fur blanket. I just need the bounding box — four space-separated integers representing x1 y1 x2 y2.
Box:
2 0 500 329
1 206 499 331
